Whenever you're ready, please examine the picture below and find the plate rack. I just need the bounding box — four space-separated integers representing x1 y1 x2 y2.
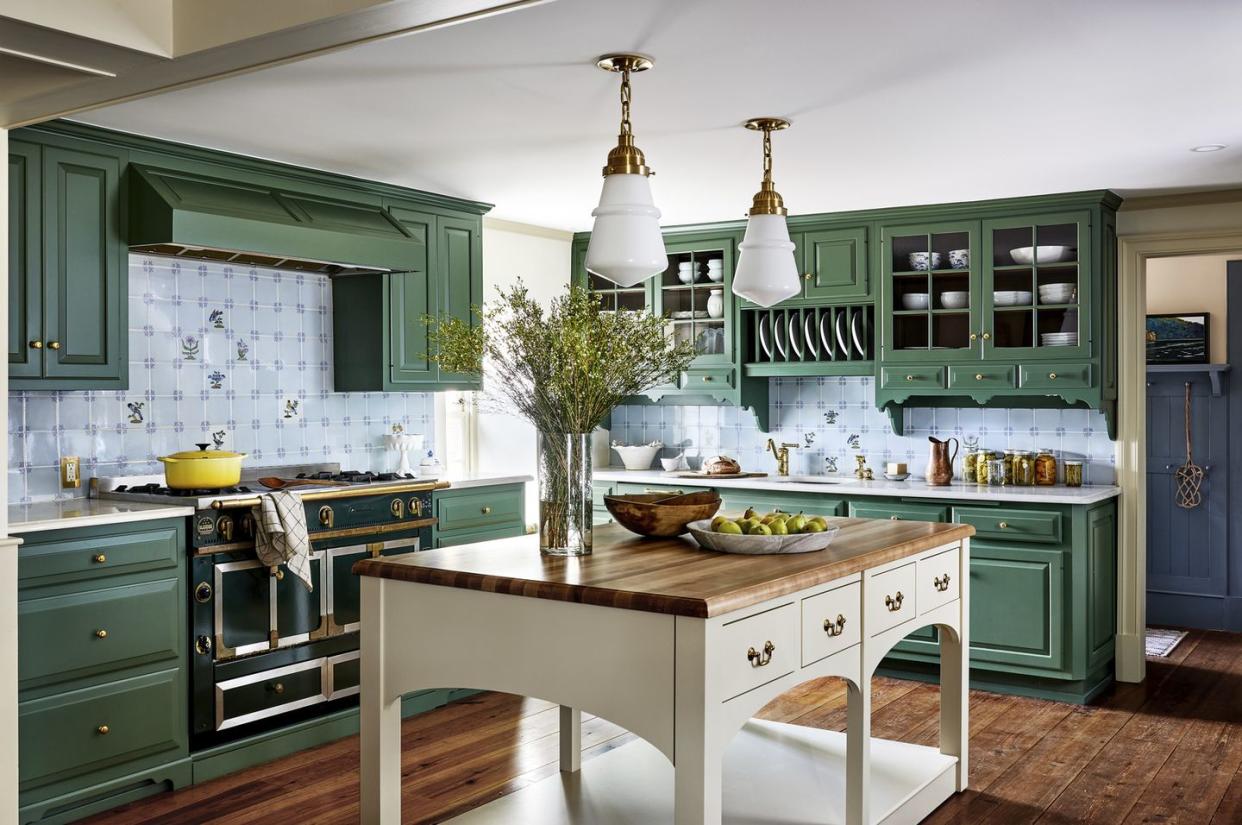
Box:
744 305 874 376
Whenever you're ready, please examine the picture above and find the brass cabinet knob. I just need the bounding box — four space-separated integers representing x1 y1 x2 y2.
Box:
1049 372 1057 380
702 375 713 382
934 574 951 592
95 629 108 639
746 640 776 667
481 506 492 515
999 521 1009 529
975 373 984 381
803 272 812 281
48 341 61 350
28 340 43 349
272 682 285 695
890 515 901 520
823 614 847 637
92 553 107 564
906 375 914 381
969 333 978 341
982 332 991 340
885 591 904 612
97 725 110 736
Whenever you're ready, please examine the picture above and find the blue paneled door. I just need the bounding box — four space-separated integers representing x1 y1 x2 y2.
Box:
1146 374 1229 628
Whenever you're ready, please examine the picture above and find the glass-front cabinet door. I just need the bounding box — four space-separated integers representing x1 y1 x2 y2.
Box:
881 221 980 362
982 212 1090 360
585 271 648 313
653 238 735 368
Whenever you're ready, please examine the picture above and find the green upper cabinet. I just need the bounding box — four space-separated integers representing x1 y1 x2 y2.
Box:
8 136 128 390
333 204 483 392
798 225 870 302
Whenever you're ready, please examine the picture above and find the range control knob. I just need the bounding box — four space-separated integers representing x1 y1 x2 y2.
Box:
216 515 234 541
390 498 405 519
408 497 423 518
239 513 255 539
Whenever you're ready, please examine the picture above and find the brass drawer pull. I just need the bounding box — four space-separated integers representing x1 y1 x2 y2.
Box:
97 725 110 736
975 373 984 381
998 521 1009 529
906 375 914 381
885 591 904 612
1048 372 1057 380
890 515 901 521
481 506 492 515
94 629 108 639
747 640 775 667
272 682 285 695
92 553 107 564
48 341 61 350
702 375 713 382
823 614 847 637
644 488 684 495
29 340 43 349
934 574 951 592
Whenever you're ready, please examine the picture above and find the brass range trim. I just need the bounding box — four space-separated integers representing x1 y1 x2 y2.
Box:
210 480 449 509
193 519 437 555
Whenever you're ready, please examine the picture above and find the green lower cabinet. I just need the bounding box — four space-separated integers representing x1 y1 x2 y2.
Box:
16 519 189 825
432 483 527 549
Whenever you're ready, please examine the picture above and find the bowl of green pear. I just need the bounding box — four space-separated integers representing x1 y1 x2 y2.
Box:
686 507 840 554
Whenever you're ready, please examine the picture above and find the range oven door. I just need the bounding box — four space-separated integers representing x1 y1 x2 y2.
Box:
326 536 421 635
209 550 328 660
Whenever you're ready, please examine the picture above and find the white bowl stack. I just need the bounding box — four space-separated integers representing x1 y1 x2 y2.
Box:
677 261 698 284
706 259 724 282
992 290 1033 306
1041 332 1079 347
1038 283 1077 304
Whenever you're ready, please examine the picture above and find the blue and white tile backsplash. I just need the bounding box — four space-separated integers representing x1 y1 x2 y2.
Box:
610 376 1117 485
8 256 435 504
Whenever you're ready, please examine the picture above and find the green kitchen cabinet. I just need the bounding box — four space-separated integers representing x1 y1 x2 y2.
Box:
333 206 483 392
738 222 871 308
431 483 527 549
15 519 189 825
8 135 129 390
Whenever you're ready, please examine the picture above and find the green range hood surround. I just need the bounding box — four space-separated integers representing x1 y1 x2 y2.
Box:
128 164 422 274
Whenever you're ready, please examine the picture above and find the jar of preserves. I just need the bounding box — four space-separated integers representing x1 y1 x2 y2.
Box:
1013 451 1035 486
1065 460 1083 487
986 458 1006 486
963 447 979 483
975 450 995 485
1002 450 1018 485
1034 449 1058 486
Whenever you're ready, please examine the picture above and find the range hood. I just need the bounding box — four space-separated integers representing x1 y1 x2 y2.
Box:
128 164 423 275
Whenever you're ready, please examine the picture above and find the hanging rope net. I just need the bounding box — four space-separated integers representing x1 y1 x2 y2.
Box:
1174 382 1204 510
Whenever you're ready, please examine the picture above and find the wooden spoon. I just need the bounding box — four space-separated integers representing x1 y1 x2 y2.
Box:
257 477 341 490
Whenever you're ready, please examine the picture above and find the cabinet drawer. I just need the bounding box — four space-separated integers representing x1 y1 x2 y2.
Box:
955 507 1063 544
217 658 327 732
948 364 1016 390
850 502 947 523
19 668 184 786
434 524 525 548
1020 362 1092 390
327 652 360 700
801 581 861 666
917 547 960 614
682 368 734 391
436 487 523 532
614 482 710 496
18 524 180 586
19 578 180 688
867 563 917 635
880 366 945 391
716 603 797 702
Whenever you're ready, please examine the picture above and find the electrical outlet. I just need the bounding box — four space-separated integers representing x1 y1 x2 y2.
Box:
60 456 81 489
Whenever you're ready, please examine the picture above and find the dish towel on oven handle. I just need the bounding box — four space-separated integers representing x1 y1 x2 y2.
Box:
254 490 313 591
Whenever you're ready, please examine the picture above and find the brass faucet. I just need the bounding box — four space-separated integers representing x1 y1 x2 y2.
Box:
767 438 799 476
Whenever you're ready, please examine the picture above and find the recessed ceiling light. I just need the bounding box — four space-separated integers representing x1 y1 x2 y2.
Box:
1190 144 1227 153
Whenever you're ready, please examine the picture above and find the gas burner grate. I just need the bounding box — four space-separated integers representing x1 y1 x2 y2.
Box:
295 471 417 484
115 483 254 496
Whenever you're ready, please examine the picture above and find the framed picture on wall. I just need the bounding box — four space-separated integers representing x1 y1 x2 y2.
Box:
1145 313 1210 364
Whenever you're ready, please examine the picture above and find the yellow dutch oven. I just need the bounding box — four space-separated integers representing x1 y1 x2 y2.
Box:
158 443 248 489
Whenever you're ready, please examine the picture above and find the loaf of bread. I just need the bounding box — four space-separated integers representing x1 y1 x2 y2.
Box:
702 455 741 475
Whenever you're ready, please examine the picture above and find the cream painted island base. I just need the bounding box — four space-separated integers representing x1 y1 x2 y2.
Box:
355 522 973 825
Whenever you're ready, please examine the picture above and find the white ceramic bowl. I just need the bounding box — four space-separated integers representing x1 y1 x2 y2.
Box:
901 293 930 310
908 251 943 271
613 444 661 470
992 290 1033 306
706 267 724 283
1038 283 1077 304
660 457 680 472
686 519 840 555
1010 245 1075 265
678 268 697 285
940 291 969 309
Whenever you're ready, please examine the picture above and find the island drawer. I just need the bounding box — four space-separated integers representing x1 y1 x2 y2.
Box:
717 602 797 702
880 366 945 391
801 581 861 666
867 563 917 635
19 578 181 688
917 546 960 614
850 502 947 523
954 507 1063 544
18 523 180 587
18 667 184 786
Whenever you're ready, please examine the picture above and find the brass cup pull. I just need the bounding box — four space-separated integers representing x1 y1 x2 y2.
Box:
1048 372 1057 380
48 341 61 350
998 521 1009 529
481 506 492 515
747 641 776 668
97 725 110 736
824 614 847 637
272 682 285 695
93 553 107 564
934 574 951 592
885 591 904 612
29 340 43 349
94 629 108 639
975 373 984 381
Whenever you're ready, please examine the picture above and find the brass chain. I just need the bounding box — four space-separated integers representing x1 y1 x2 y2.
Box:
762 126 773 183
619 67 632 136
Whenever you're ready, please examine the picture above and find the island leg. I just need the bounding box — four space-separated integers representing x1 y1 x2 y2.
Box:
559 706 581 773
940 538 970 790
674 616 722 825
360 577 402 824
846 674 871 825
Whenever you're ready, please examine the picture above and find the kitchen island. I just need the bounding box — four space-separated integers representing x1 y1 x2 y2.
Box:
355 520 974 824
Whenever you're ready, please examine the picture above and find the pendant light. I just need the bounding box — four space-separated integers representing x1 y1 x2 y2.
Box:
732 118 800 307
584 53 667 287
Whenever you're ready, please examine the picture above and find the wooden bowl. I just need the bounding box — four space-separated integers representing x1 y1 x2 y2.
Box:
604 492 722 538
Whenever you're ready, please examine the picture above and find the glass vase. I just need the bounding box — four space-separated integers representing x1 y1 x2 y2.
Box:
537 431 593 556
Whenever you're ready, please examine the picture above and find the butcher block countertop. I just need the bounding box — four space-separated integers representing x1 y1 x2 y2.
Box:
354 520 974 618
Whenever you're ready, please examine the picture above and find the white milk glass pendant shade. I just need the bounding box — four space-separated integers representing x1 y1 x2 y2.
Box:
585 173 666 287
734 213 800 307
731 117 799 307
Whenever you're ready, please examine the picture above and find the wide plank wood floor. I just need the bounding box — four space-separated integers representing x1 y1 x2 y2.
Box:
83 628 1242 824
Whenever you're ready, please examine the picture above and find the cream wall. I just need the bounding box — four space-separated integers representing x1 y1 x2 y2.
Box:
1145 254 1232 363
475 218 573 525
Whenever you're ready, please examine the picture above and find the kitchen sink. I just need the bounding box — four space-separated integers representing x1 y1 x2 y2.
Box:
775 475 848 485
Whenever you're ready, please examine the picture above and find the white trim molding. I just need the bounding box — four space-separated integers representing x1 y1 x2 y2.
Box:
1116 228 1242 683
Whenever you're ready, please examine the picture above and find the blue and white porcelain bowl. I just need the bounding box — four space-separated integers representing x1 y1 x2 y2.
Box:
948 249 970 269
908 251 943 271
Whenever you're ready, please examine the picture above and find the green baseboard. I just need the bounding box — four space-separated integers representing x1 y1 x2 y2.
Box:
20 758 191 825
876 659 1115 704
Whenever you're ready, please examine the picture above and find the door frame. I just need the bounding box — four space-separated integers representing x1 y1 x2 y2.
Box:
1116 228 1242 684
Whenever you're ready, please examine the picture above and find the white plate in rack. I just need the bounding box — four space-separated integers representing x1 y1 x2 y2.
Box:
819 312 835 359
758 314 773 360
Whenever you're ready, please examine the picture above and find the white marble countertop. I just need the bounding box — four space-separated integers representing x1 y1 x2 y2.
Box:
593 468 1120 505
8 499 196 534
440 473 532 490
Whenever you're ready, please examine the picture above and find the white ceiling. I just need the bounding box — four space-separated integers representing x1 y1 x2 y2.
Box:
76 0 1242 231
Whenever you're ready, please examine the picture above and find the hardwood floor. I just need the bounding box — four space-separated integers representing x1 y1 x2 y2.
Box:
83 628 1242 824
